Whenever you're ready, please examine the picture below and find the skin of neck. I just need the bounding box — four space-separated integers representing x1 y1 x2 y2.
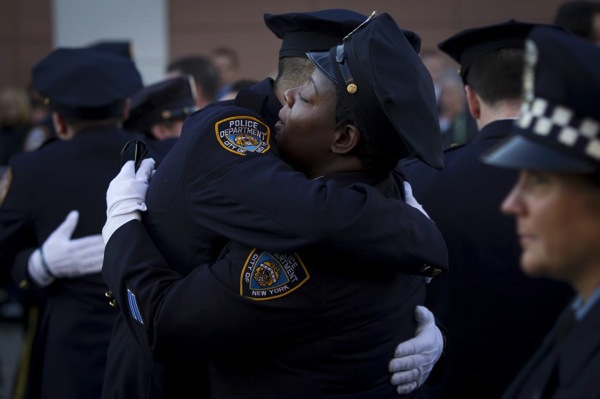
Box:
465 85 522 130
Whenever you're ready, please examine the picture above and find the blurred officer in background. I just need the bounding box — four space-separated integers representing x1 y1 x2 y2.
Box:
101 9 448 399
166 55 220 109
102 11 445 399
482 26 600 398
123 74 198 163
399 20 573 398
0 47 142 399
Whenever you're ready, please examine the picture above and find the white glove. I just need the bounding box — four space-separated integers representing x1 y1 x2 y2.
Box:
102 158 155 244
28 210 105 287
389 305 443 395
403 181 430 218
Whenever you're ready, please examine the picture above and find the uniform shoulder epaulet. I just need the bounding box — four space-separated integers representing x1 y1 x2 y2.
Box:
233 88 267 114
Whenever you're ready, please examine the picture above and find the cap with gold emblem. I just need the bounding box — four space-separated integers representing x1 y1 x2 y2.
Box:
31 47 143 120
307 12 443 169
124 75 198 134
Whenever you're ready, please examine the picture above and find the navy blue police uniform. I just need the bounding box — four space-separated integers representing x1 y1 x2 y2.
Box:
402 21 574 398
482 26 600 399
103 11 447 398
0 48 142 399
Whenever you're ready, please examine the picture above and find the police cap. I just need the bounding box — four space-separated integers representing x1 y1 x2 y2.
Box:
483 27 600 173
32 47 143 120
438 20 554 83
124 75 198 133
307 12 443 169
264 9 368 58
87 40 135 60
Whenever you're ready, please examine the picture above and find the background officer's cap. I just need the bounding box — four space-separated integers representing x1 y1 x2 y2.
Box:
264 9 368 58
32 47 143 120
483 27 600 174
307 12 443 169
438 20 558 83
124 75 198 133
87 40 135 60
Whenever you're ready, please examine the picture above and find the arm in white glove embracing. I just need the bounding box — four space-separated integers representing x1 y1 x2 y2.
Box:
102 158 155 244
28 210 105 287
389 305 444 395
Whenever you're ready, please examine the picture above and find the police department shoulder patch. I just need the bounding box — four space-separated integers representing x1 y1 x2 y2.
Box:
215 116 270 155
240 250 310 300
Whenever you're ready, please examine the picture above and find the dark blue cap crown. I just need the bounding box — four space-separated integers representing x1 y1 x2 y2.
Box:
264 9 368 58
483 27 600 173
32 47 143 120
438 20 563 82
307 12 443 169
124 75 198 133
87 40 134 60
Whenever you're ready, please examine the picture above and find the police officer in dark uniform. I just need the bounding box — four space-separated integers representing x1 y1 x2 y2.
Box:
482 26 600 398
101 9 448 399
123 74 198 163
400 21 574 398
103 11 445 398
0 47 142 398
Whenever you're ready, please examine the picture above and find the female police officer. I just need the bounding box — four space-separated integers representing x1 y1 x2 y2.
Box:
103 11 446 398
483 26 600 398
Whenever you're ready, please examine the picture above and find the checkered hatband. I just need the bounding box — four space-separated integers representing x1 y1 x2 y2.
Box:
517 97 600 162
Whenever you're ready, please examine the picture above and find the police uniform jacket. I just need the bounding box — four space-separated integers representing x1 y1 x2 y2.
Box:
402 119 573 398
102 77 448 397
502 298 600 398
104 170 427 399
0 126 131 399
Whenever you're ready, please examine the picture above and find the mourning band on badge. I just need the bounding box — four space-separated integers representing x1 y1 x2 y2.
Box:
240 249 310 301
214 116 271 156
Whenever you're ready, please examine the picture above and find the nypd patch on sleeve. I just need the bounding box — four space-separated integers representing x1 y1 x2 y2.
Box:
240 250 310 300
215 116 270 155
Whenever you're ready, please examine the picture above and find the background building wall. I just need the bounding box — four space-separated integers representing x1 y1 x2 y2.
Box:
0 0 569 90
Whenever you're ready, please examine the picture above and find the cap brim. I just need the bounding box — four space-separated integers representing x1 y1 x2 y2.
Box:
482 134 597 173
306 50 338 84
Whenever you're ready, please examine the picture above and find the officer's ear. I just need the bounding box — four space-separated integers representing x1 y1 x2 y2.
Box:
331 123 360 155
52 112 72 140
464 85 481 120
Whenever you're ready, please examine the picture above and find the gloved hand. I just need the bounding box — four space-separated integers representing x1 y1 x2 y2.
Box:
403 181 430 218
389 305 444 395
28 210 105 287
102 158 155 244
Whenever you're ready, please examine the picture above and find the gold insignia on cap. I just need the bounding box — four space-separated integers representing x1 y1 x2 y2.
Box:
347 83 358 94
43 98 50 105
161 110 171 119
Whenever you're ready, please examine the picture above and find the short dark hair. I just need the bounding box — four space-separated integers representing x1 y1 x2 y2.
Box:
334 84 404 176
167 56 220 102
465 48 524 105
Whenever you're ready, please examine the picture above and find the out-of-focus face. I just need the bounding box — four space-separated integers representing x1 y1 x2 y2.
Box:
275 69 338 178
501 170 600 298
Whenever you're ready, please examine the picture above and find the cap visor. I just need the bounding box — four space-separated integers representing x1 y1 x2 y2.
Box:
306 50 338 84
482 134 596 172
